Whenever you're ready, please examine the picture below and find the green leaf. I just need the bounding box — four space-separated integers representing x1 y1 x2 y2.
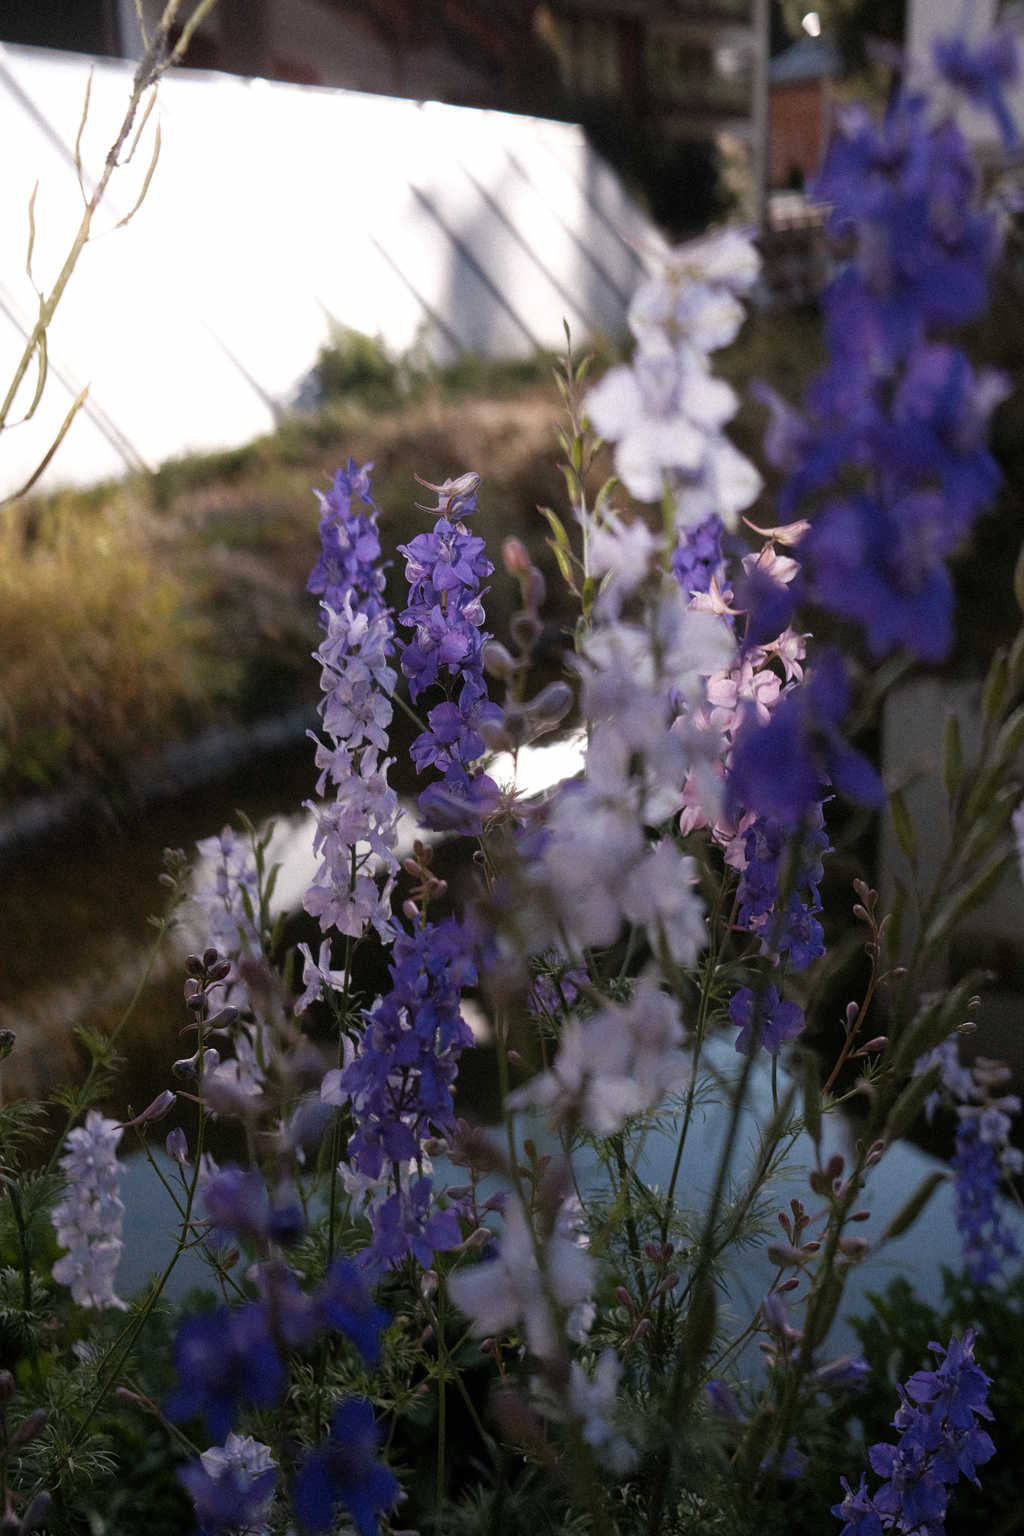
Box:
878 1170 947 1244
885 1064 941 1142
801 1050 821 1149
922 850 1012 957
958 786 1019 866
994 701 1024 763
537 506 570 551
1014 541 1024 613
942 712 963 803
889 789 918 869
982 647 1009 722
886 878 907 962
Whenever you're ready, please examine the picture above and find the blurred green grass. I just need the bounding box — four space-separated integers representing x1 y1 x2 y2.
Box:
11 298 1019 813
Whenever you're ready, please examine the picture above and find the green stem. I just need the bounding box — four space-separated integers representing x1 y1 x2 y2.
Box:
436 1283 447 1526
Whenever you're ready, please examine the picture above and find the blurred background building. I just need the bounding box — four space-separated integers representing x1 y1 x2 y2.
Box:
1 0 773 233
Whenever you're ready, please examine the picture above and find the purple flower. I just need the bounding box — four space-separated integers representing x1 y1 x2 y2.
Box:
397 469 504 831
834 1331 995 1536
316 1258 391 1367
336 917 477 1179
307 458 387 619
934 27 1020 151
814 1355 871 1394
951 1119 1020 1283
833 1473 885 1536
729 983 804 1056
179 1434 276 1536
166 1305 286 1441
767 69 1011 665
292 1398 400 1536
202 1167 305 1247
704 1379 748 1423
671 513 726 598
728 651 884 822
361 1176 463 1272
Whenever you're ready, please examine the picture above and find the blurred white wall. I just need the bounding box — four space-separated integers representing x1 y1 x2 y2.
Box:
0 41 655 496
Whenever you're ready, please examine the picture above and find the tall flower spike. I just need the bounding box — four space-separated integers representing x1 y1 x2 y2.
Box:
51 1110 128 1311
304 461 402 942
398 470 503 834
765 52 1017 663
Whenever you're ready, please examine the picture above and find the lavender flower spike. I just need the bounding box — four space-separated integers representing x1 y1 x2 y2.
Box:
51 1110 128 1311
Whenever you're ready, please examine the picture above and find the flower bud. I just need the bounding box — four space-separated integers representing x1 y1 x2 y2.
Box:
185 954 205 977
11 1409 47 1447
20 1493 52 1536
128 1089 178 1129
510 612 542 651
463 1227 492 1250
421 1269 439 1299
838 1236 870 1261
202 947 220 968
206 1007 239 1031
207 959 231 982
166 1127 189 1164
502 537 532 577
524 681 573 729
482 641 521 681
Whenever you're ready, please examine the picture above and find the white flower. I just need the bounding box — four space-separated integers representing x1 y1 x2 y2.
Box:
509 969 688 1136
447 1199 593 1361
568 1351 637 1475
588 514 662 617
587 226 763 530
621 840 707 967
295 939 348 1015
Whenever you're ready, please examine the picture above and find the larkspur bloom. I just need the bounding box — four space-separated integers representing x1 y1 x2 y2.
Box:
729 983 805 1056
166 1304 286 1441
833 1331 995 1536
508 968 689 1135
761 52 1018 663
179 1434 277 1536
327 916 476 1180
293 1398 400 1536
448 1195 594 1363
398 471 503 833
304 461 401 944
586 227 763 531
192 825 261 1007
51 1111 127 1311
916 1040 1021 1282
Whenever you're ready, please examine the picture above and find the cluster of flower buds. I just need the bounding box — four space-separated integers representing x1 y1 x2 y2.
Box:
172 949 237 1080
479 537 573 755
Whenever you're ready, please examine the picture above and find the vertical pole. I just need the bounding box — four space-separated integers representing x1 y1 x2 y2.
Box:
750 0 769 229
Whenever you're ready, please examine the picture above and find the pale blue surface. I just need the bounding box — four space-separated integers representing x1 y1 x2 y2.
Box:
118 1044 1024 1368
